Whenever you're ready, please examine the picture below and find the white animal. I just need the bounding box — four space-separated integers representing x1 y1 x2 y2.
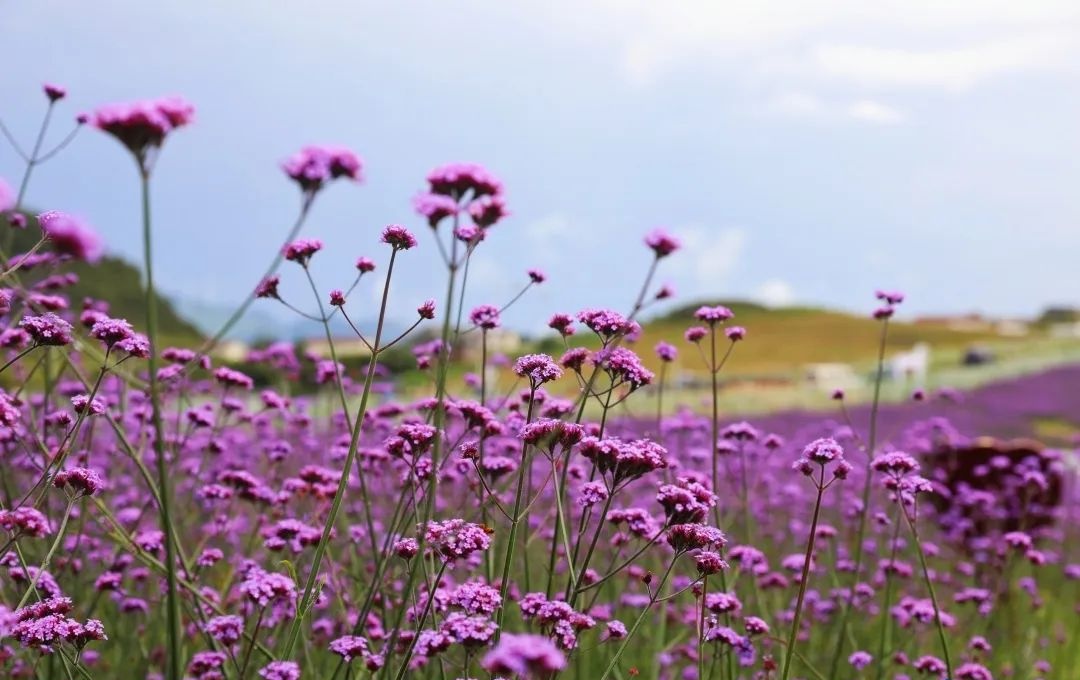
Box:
889 342 929 387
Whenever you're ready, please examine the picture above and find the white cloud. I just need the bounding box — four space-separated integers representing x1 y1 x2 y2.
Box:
810 31 1078 91
754 279 796 307
672 226 747 297
846 100 905 124
772 93 905 124
524 213 577 258
771 91 827 117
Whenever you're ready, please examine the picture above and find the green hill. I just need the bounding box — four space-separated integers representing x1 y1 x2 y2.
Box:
8 215 203 346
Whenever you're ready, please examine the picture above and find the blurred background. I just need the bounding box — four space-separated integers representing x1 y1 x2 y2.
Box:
2 1 1079 414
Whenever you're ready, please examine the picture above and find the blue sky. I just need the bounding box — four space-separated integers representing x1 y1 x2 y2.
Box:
2 1 1079 334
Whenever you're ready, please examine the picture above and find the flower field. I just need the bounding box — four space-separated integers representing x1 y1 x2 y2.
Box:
0 84 1077 680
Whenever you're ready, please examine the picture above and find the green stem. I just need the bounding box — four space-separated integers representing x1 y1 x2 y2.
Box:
598 557 677 680
903 505 954 677
494 395 536 635
139 169 184 680
391 561 449 680
16 498 75 608
281 249 399 660
781 468 826 680
826 318 890 678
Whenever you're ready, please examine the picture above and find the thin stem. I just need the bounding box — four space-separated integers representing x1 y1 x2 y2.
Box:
192 193 314 360
598 557 677 680
139 168 184 680
827 318 890 678
903 504 954 677
280 248 399 660
391 561 449 680
781 468 826 680
16 498 75 608
494 395 537 635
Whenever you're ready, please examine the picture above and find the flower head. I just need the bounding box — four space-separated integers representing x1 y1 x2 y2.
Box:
424 519 492 561
37 211 104 262
258 661 300 680
54 467 105 496
256 275 281 299
482 633 566 676
470 304 500 329
644 228 680 257
513 353 563 386
695 305 734 324
655 341 677 362
417 299 436 319
283 239 323 266
381 224 418 250
43 83 67 102
90 96 195 158
426 163 502 199
21 313 73 346
282 145 362 195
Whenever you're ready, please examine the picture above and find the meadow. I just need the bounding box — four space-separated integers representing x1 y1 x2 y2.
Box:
0 84 1077 680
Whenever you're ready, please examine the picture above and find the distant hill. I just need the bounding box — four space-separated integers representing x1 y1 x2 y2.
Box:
9 218 203 345
176 297 406 344
588 299 1032 376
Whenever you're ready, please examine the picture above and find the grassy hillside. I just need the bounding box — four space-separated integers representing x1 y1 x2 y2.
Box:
8 216 203 346
634 300 1005 375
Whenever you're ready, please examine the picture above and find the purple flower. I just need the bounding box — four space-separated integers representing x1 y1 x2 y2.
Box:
43 83 67 102
875 289 905 305
329 290 345 307
256 275 281 299
655 341 677 362
329 635 370 662
725 326 746 341
657 477 717 524
413 192 459 228
205 615 244 645
469 194 509 228
527 268 546 284
667 523 726 552
424 519 492 561
470 304 500 330
684 326 708 343
426 163 502 199
417 299 436 320
89 317 134 346
283 239 323 266
53 467 104 496
0 507 51 538
90 97 195 156
695 305 734 324
258 661 300 680
593 347 654 389
577 309 637 341
282 145 363 195
37 211 104 262
355 256 376 273
238 567 297 606
381 224 418 250
482 633 566 676
695 551 727 575
513 353 563 386
644 228 680 257
548 313 575 336
849 651 873 670
19 315 72 345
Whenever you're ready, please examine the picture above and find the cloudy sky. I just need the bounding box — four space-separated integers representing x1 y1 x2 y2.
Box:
2 2 1079 332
